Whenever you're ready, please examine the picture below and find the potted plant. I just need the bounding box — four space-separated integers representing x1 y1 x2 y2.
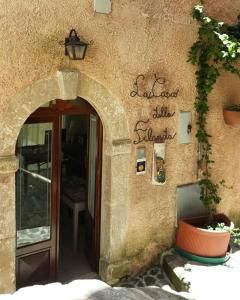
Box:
175 214 232 259
223 104 240 127
175 5 240 260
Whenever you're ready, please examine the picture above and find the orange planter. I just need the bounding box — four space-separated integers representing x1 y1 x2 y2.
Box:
223 109 240 127
175 214 231 258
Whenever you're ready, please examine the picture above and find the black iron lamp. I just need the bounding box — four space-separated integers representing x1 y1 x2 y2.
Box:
65 29 88 60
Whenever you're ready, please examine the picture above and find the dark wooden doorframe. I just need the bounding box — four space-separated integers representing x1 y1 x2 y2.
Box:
84 113 103 271
16 99 103 287
16 112 60 288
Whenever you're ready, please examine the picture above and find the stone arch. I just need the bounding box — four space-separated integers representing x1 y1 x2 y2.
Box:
0 69 130 155
0 69 131 289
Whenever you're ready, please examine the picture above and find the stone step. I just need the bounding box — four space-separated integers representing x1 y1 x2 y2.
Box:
161 246 240 299
161 249 192 293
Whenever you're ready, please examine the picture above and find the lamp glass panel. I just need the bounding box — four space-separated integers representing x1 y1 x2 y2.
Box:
74 45 86 59
66 45 75 60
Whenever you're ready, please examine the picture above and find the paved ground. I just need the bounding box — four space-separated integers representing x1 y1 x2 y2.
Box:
118 264 191 299
119 265 169 288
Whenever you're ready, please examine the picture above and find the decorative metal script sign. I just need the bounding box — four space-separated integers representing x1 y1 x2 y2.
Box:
130 74 179 99
152 106 175 118
133 119 176 144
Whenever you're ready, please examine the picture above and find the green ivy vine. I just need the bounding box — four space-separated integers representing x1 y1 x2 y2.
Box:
188 5 240 220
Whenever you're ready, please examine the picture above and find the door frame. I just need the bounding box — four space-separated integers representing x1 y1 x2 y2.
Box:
16 99 103 286
16 111 61 287
94 117 103 271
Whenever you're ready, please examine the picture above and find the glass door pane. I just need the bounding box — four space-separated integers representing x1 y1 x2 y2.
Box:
16 122 52 248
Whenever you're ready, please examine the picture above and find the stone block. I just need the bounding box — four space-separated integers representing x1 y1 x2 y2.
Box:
57 69 79 100
161 250 190 292
0 156 18 174
0 205 15 239
100 258 131 285
0 237 15 293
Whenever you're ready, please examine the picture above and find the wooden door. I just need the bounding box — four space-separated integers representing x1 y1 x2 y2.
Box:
16 110 60 288
85 114 103 270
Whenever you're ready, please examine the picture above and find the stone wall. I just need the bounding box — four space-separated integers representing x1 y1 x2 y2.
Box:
1 0 240 292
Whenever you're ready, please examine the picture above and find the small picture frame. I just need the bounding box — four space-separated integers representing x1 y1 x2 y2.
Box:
136 158 146 175
152 143 166 185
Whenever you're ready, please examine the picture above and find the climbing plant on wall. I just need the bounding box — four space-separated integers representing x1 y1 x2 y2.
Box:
188 5 240 221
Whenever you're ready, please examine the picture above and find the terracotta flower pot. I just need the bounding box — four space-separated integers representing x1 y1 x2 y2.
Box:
223 109 240 127
175 214 231 258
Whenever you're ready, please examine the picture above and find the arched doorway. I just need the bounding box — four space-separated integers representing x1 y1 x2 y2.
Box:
15 98 103 288
0 69 131 292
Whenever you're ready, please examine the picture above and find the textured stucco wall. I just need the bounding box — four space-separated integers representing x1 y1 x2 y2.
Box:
1 0 240 292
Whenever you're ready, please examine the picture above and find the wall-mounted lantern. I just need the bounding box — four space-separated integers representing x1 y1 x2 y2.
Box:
64 29 88 60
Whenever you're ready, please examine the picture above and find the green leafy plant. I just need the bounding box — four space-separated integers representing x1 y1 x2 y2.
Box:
188 5 240 222
207 222 228 231
231 228 240 246
224 103 240 111
207 222 240 246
